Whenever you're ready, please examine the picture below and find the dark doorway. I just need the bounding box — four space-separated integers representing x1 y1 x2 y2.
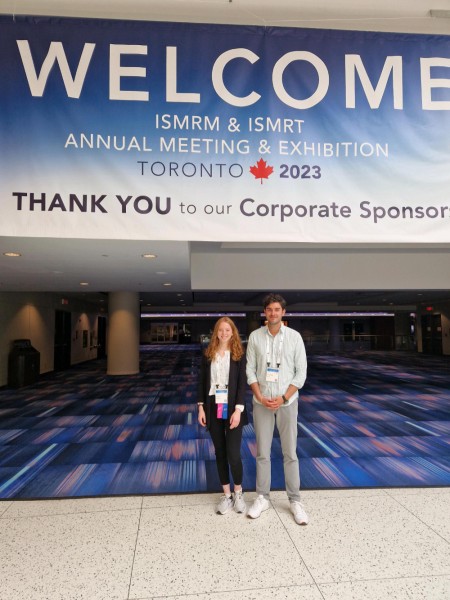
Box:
421 313 443 355
97 316 107 359
370 316 395 350
343 320 364 341
54 310 71 370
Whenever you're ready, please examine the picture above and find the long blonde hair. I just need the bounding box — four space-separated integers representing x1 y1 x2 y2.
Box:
205 317 244 362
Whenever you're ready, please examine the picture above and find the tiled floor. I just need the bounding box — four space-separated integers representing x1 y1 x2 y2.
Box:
1 487 449 600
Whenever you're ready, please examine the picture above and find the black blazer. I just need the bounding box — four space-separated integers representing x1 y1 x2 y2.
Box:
198 353 248 428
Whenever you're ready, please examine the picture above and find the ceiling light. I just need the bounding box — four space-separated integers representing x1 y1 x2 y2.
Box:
80 282 89 286
156 271 167 275
142 253 157 259
163 282 172 286
3 252 21 257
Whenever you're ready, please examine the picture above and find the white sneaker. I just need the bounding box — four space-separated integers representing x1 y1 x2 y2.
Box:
216 494 233 515
247 495 270 519
290 501 309 525
233 490 246 513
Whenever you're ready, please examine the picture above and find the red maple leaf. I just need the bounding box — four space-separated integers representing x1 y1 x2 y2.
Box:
249 158 274 184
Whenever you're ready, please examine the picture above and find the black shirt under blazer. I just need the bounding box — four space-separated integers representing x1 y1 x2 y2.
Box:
198 353 248 428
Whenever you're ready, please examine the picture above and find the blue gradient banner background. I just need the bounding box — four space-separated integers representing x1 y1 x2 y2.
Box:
0 16 449 242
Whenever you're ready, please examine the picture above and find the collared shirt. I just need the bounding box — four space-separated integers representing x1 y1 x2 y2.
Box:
246 324 307 405
209 351 230 395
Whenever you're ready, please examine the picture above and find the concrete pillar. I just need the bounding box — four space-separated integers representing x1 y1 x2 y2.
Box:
107 291 140 375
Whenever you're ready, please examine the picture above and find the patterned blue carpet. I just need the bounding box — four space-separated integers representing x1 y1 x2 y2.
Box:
0 344 449 498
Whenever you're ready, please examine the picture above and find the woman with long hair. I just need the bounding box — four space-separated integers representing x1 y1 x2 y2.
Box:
198 317 248 514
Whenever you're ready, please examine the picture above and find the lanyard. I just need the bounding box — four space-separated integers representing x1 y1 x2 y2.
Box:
265 327 284 368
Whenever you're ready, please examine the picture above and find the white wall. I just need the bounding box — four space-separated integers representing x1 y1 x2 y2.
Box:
191 247 450 291
0 292 105 387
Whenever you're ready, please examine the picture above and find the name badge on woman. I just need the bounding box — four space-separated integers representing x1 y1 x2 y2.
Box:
215 388 228 404
266 367 279 382
215 387 228 419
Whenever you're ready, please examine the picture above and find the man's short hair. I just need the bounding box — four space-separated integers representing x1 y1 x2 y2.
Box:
262 293 287 310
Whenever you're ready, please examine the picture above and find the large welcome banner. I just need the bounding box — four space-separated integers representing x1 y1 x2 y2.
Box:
1 16 449 242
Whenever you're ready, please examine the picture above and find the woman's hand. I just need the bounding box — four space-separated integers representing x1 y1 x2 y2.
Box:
198 405 206 427
229 409 241 429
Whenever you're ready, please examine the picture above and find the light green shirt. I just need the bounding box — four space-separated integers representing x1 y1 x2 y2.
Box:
246 324 307 405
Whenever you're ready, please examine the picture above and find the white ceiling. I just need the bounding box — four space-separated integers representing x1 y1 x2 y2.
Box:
1 0 450 34
1 1 450 311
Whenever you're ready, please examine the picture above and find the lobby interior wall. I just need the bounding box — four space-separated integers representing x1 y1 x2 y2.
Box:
70 310 102 367
431 302 450 356
0 292 104 387
414 302 450 355
441 310 450 356
394 312 415 350
191 248 450 290
140 317 248 344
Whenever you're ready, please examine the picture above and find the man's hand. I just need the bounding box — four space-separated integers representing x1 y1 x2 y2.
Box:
261 395 283 411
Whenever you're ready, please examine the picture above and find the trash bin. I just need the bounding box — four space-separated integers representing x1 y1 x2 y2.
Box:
8 339 40 388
